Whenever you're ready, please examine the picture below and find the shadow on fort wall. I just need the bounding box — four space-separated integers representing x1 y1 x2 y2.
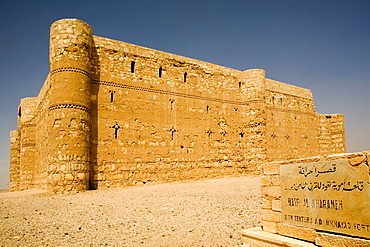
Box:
89 39 100 190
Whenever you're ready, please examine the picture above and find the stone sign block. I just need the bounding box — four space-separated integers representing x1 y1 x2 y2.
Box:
280 159 370 239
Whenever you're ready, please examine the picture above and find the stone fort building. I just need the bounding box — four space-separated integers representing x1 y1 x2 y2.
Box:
9 19 345 192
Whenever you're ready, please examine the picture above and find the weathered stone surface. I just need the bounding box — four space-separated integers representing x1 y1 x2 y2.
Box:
262 185 280 199
262 209 282 223
263 220 277 233
77 173 86 180
9 18 346 193
270 175 280 186
280 159 370 239
261 175 271 186
272 199 281 212
64 174 74 181
262 197 272 209
276 223 316 242
241 227 316 247
263 163 280 175
349 154 367 166
243 153 370 247
315 231 370 247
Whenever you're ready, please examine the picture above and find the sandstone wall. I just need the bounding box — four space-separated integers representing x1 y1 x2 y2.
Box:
264 78 319 161
318 114 346 155
34 76 51 190
89 35 267 188
9 130 20 191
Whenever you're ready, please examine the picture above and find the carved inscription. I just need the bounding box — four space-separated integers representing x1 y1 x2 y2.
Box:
280 159 370 239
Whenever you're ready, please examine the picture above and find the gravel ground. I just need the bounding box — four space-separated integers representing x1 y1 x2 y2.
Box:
0 176 261 246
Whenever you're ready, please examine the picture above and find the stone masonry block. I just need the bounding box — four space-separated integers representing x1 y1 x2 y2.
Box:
261 185 280 199
315 231 370 247
261 175 271 186
349 154 367 166
263 163 280 175
93 173 103 181
262 209 282 223
77 173 86 180
270 175 280 186
65 174 74 181
277 223 316 243
52 174 62 181
271 199 281 212
241 227 317 247
113 173 124 180
261 197 272 209
262 220 277 233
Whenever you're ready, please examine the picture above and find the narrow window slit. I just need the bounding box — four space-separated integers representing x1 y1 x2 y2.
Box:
110 122 121 139
131 61 135 73
159 67 162 77
109 91 116 103
169 99 175 110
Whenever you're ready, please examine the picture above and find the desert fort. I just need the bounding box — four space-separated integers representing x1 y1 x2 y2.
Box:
9 19 345 193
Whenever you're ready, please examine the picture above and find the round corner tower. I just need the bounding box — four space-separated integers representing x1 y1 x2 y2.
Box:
9 130 20 192
47 19 93 192
240 69 267 173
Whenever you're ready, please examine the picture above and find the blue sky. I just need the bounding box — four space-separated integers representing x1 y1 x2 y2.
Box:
0 0 369 189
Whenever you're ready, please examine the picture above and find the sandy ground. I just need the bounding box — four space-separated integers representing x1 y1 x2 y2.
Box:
0 176 261 246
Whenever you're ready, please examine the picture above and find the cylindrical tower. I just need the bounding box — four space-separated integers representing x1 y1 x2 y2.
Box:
240 69 267 173
47 19 92 192
18 97 38 190
9 130 20 191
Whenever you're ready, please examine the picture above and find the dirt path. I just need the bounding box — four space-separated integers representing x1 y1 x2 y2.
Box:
0 176 261 246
